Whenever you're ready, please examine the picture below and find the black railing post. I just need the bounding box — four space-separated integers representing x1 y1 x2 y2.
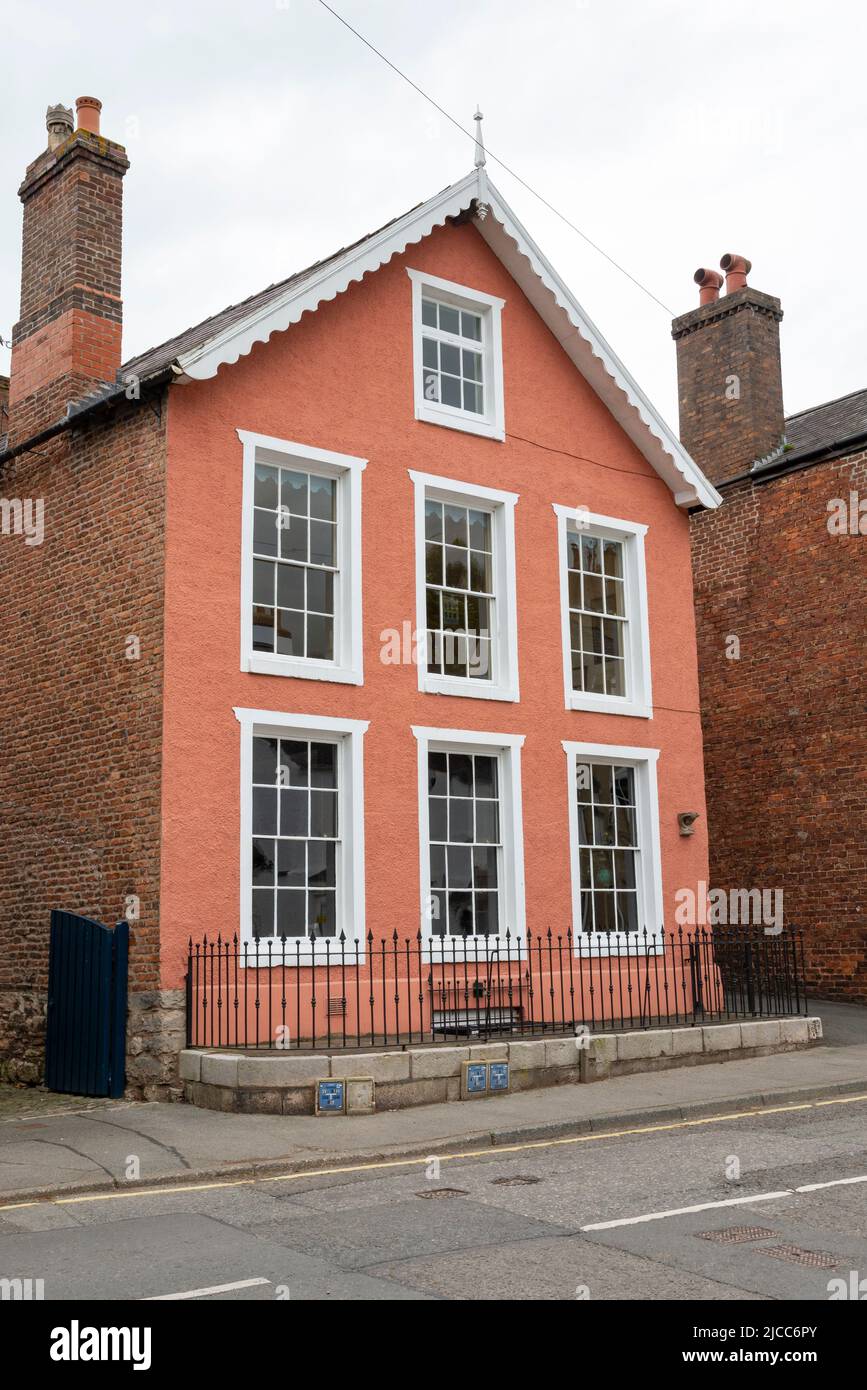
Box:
185 938 193 1047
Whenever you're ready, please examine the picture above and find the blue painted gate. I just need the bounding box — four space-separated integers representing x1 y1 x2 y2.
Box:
44 910 129 1098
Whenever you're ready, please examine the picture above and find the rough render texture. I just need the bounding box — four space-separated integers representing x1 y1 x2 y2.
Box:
690 450 867 1000
0 398 175 1091
158 219 712 990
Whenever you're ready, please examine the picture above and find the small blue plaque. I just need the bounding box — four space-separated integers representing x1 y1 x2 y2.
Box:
317 1079 345 1112
466 1062 488 1094
488 1062 509 1092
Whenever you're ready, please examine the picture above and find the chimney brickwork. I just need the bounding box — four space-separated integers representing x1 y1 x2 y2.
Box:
7 100 129 446
672 281 785 487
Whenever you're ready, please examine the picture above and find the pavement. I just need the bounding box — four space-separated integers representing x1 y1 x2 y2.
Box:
2 1074 866 1304
0 1000 864 1207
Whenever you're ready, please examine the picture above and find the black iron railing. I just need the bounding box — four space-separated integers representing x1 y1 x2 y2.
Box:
185 926 807 1051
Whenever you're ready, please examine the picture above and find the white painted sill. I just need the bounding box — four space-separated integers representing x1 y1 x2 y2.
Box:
567 691 652 719
237 941 367 967
422 673 519 703
245 653 363 686
414 402 505 442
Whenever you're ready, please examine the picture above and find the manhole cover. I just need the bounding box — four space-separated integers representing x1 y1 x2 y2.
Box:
756 1243 840 1270
416 1188 469 1199
491 1175 542 1187
696 1226 779 1245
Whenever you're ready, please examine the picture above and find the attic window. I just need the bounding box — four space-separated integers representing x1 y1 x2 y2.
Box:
407 269 505 441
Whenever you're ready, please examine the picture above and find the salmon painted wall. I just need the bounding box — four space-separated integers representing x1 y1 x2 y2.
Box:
159 220 709 988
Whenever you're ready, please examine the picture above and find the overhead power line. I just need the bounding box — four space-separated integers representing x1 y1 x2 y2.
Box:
316 0 675 316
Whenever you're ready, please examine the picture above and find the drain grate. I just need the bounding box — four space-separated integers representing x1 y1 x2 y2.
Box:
696 1225 779 1245
756 1243 840 1270
491 1175 542 1187
416 1188 469 1199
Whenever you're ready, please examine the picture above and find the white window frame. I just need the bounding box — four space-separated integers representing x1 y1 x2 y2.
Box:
407 268 506 441
410 470 519 703
553 504 653 719
238 430 366 685
563 741 663 956
234 707 369 960
412 726 526 954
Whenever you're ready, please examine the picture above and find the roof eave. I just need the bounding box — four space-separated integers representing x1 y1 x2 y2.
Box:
476 183 721 510
175 171 480 382
173 167 720 511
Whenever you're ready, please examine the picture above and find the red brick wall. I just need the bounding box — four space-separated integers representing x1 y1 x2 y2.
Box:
0 397 168 1085
690 450 867 999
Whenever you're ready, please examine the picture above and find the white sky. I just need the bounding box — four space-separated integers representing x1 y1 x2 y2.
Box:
2 0 865 429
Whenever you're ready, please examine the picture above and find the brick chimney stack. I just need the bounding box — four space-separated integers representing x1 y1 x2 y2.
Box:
7 98 129 447
671 256 785 487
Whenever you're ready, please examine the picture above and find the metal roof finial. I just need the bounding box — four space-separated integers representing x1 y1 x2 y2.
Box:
473 107 486 169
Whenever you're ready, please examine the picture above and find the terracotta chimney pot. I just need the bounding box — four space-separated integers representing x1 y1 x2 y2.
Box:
693 268 724 307
720 253 752 294
75 96 102 136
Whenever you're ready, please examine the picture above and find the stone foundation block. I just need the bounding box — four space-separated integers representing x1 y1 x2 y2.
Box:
410 1046 468 1079
702 1024 742 1052
201 1054 240 1086
329 1051 410 1083
617 1030 673 1061
545 1037 583 1068
739 1020 782 1049
669 1027 705 1056
179 1050 202 1082
237 1054 324 1087
507 1040 547 1070
779 1017 808 1045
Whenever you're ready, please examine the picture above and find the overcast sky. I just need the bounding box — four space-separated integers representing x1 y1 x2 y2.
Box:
2 0 865 429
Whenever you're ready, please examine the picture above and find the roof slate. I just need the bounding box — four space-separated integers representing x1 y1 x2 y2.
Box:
753 385 867 474
121 200 425 382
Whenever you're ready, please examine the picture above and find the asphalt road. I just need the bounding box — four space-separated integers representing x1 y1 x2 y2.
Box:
1 1092 865 1301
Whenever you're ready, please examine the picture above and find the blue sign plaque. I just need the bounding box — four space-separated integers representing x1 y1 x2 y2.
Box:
317 1079 345 1112
466 1062 488 1094
488 1062 509 1092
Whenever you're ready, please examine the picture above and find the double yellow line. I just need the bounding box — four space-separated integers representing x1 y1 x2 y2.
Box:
2 1091 865 1214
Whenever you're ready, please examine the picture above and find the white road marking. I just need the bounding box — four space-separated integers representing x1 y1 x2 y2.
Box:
795 1174 867 1194
581 1191 794 1231
581 1172 867 1232
144 1277 271 1301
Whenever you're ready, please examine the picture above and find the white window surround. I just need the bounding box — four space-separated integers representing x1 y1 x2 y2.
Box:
412 726 526 953
553 504 653 719
234 707 369 959
407 268 506 441
410 469 519 703
238 429 366 685
562 741 663 956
